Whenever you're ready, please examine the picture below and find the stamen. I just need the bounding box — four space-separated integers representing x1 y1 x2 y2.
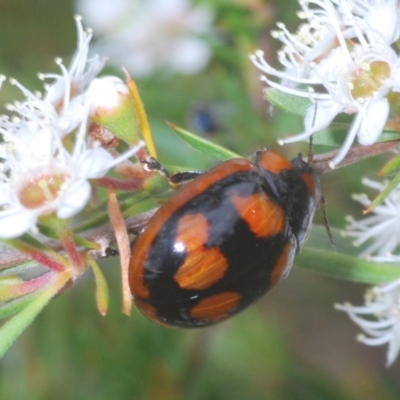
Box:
55 57 71 108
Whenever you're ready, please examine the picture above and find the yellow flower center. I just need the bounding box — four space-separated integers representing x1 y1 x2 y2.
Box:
350 61 390 100
18 173 67 209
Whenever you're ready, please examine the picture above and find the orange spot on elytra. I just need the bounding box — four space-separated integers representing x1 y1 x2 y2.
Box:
301 171 318 197
175 213 209 250
257 150 292 175
190 291 241 320
174 214 228 290
270 240 296 286
231 193 286 238
174 247 228 290
129 243 151 299
134 299 170 327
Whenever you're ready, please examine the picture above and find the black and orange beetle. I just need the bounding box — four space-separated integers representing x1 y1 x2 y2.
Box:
129 149 321 328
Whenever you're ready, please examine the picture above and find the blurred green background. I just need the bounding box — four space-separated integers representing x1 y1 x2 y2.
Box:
0 0 399 399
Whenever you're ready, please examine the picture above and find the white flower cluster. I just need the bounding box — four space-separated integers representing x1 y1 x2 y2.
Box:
336 279 400 366
76 0 214 76
251 0 400 366
0 16 143 239
338 179 400 365
250 0 400 168
345 179 400 262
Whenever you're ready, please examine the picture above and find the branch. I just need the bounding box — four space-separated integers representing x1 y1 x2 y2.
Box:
0 209 157 270
312 139 400 174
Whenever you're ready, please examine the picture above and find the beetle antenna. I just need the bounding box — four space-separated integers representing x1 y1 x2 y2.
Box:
140 157 170 179
320 195 336 251
307 135 314 165
306 135 335 250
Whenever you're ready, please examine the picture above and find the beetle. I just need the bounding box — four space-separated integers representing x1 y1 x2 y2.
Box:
129 149 321 328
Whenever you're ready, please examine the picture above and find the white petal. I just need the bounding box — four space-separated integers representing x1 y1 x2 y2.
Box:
280 100 342 145
57 95 85 135
357 99 389 145
56 180 91 219
44 77 67 105
364 1 400 44
13 127 56 161
0 209 37 238
304 100 343 132
331 112 363 166
0 186 10 206
77 147 114 178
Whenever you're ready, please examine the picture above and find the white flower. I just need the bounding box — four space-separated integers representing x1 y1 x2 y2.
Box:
76 0 214 76
339 177 400 365
250 0 400 168
6 79 76 141
335 279 400 366
0 125 107 237
0 16 146 239
36 15 106 136
0 75 145 239
344 178 400 261
0 103 144 238
272 0 346 84
42 15 105 106
345 0 400 44
3 16 105 142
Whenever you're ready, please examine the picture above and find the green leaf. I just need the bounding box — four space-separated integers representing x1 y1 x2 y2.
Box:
265 88 311 116
379 153 400 176
379 131 400 142
297 226 400 284
0 271 70 358
0 293 38 320
90 260 109 316
167 122 240 161
367 172 400 212
297 248 400 284
308 124 347 146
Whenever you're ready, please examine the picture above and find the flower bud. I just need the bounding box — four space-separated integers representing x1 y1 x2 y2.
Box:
87 76 140 146
142 174 170 196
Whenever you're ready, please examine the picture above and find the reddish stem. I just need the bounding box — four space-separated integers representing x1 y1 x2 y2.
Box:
2 272 55 300
26 249 65 272
94 176 144 190
60 232 84 273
